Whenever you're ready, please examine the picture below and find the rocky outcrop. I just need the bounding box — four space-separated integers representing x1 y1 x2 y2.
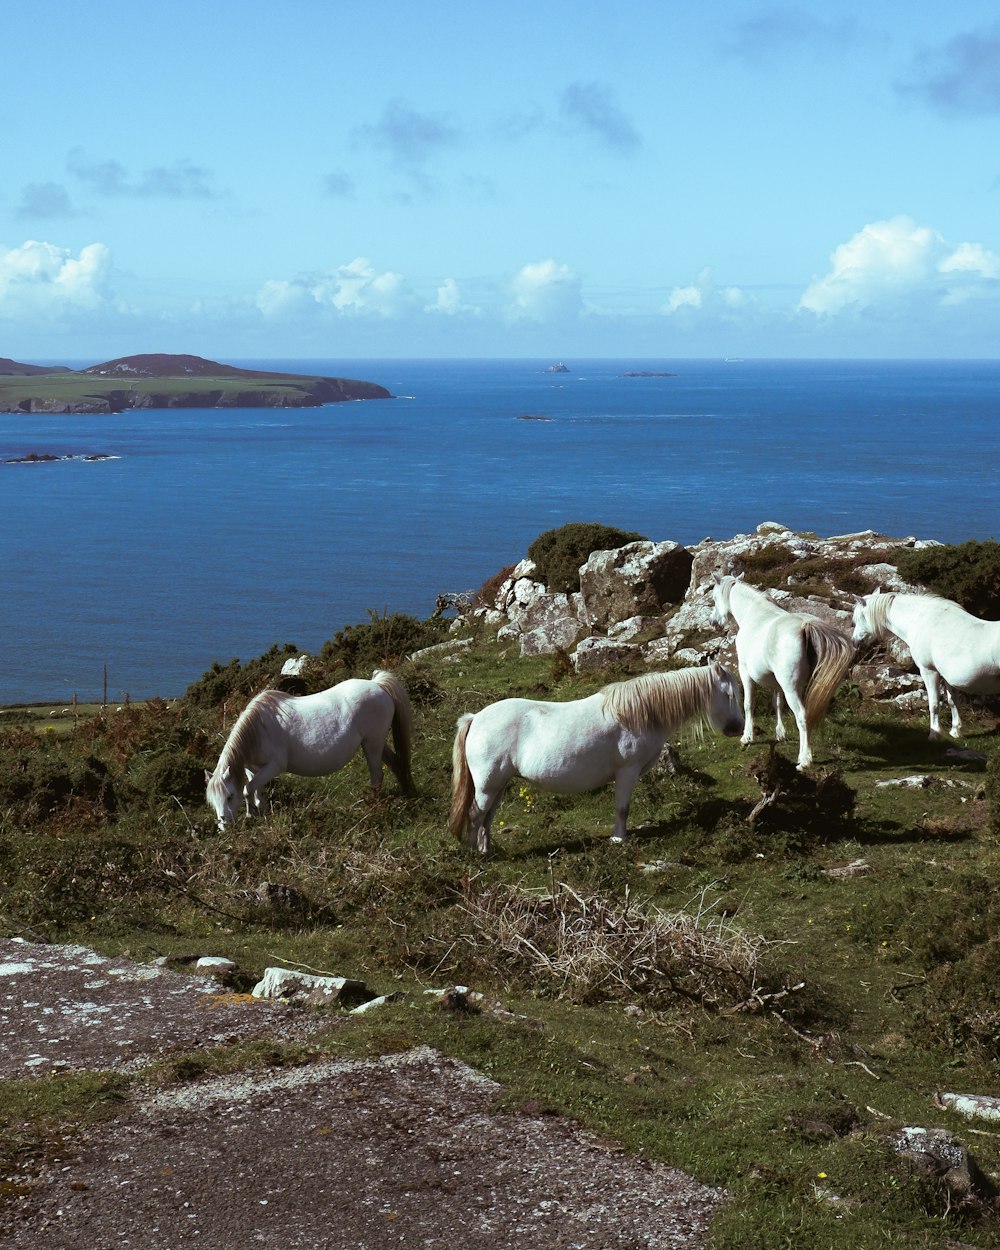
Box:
579 540 692 629
458 522 939 703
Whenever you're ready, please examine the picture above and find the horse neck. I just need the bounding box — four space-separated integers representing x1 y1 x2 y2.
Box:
867 592 899 640
604 668 707 735
730 579 773 619
220 691 281 776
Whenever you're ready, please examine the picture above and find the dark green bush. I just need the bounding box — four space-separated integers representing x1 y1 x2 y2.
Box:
895 540 1000 619
527 522 646 593
128 746 208 805
0 743 117 826
321 610 446 674
184 643 302 709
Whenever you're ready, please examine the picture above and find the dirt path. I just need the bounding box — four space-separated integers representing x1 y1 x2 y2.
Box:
0 937 727 1249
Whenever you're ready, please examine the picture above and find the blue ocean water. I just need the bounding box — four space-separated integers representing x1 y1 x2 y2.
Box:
1 357 997 705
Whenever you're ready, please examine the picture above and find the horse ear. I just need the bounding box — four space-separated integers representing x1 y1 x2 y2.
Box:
736 571 745 581
711 572 721 584
204 769 212 783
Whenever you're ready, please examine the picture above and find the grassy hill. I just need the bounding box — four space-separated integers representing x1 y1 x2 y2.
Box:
1 611 998 1246
0 353 391 412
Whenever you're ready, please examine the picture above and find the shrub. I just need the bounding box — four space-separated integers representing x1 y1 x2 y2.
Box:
740 548 875 597
894 540 1000 619
527 522 646 593
321 610 446 674
474 563 516 611
128 746 208 805
184 643 302 709
0 743 117 826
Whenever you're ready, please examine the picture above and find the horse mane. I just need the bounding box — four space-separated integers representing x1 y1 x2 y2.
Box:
218 688 289 776
601 667 714 735
862 590 898 641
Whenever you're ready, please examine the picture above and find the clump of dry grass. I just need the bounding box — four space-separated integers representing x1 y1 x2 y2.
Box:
454 879 780 1010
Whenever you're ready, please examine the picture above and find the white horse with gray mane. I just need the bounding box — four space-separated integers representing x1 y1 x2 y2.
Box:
710 574 854 769
449 662 743 854
205 670 415 829
852 589 1000 739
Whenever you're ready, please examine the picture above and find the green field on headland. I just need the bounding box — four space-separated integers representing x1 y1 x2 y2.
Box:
0 353 391 412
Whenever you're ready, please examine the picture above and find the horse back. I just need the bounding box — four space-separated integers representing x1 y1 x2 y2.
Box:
895 597 1000 681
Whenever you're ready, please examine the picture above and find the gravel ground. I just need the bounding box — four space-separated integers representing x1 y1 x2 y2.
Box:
0 937 728 1249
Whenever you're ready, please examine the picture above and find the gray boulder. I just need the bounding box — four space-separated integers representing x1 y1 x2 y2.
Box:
580 541 693 630
571 637 641 674
498 590 586 656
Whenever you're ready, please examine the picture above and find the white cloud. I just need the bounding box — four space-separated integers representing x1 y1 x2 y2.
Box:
799 216 1000 315
255 279 310 318
800 215 1000 315
0 240 111 315
663 269 751 316
425 277 480 316
255 258 410 320
665 284 702 312
938 240 1000 279
799 217 941 314
322 258 407 315
509 259 582 321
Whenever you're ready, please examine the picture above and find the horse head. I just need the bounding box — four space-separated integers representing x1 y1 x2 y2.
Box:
709 574 736 629
205 765 240 831
706 661 745 737
851 590 882 646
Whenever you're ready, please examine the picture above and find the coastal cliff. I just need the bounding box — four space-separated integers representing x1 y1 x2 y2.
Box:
0 353 391 413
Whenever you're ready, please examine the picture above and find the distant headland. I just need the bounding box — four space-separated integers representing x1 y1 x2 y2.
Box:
0 354 392 414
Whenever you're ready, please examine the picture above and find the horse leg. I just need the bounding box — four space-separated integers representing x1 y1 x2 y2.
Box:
244 762 281 817
739 668 755 746
468 789 502 856
943 680 963 739
920 667 944 740
782 687 812 769
243 769 255 818
773 689 787 742
362 739 384 794
609 766 642 843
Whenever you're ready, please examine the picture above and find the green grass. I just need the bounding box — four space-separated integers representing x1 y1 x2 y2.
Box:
0 372 331 411
1 636 999 1246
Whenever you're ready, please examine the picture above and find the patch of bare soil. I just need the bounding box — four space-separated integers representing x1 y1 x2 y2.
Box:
0 938 727 1248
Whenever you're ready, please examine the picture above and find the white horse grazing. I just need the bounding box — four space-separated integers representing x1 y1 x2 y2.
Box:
205 669 415 829
852 589 1000 739
449 662 743 854
710 574 854 769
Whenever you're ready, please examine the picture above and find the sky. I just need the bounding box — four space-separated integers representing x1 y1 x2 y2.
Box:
4 1 1000 361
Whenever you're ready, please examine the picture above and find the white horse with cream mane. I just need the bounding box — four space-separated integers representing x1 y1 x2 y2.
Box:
205 670 415 829
710 574 854 769
852 589 1000 739
449 662 743 854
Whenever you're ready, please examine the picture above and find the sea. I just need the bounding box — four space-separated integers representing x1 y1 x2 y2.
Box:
1 357 997 706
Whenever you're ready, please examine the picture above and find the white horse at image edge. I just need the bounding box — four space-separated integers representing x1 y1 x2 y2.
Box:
449 662 744 855
205 670 415 829
852 589 1000 739
710 573 855 770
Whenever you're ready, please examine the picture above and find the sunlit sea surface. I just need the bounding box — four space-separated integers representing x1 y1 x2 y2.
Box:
1 357 997 705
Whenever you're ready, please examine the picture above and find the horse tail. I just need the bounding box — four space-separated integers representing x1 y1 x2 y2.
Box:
372 669 416 796
449 714 476 841
801 622 855 732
